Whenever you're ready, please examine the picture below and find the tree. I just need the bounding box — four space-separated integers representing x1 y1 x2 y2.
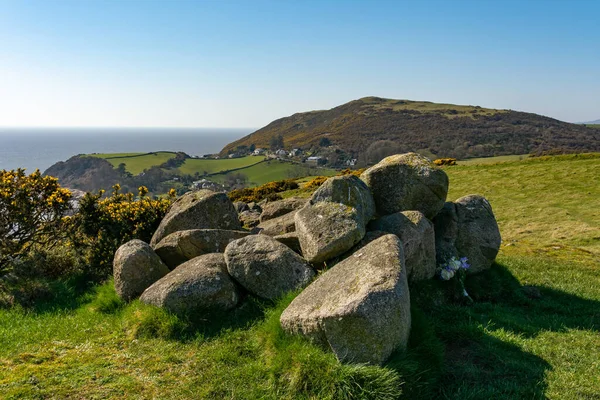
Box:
224 173 248 190
270 134 285 150
319 137 331 147
365 140 403 164
0 169 72 274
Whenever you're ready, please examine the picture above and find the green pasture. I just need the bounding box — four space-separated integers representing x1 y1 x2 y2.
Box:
210 160 337 186
90 152 177 175
177 156 262 176
458 154 529 165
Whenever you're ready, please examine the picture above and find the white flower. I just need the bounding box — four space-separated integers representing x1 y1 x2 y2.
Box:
440 268 455 281
448 258 462 271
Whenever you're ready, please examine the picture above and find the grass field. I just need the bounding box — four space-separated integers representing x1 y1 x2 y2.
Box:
209 160 337 186
458 154 529 165
90 152 177 175
1 154 599 398
177 156 263 176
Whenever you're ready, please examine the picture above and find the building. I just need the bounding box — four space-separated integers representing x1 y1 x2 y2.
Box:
306 156 326 165
192 179 224 191
275 149 287 157
253 148 264 155
346 158 358 166
289 148 302 157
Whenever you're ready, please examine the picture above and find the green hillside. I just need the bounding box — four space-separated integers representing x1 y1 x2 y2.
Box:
210 160 337 186
221 97 600 160
5 154 599 398
90 152 177 175
177 156 262 175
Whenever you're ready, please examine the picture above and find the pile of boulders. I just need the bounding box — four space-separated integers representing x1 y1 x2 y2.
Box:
113 152 501 365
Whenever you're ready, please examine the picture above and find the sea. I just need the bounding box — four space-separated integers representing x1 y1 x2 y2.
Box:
0 128 252 173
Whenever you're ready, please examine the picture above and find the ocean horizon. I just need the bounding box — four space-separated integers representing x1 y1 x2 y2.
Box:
0 127 253 173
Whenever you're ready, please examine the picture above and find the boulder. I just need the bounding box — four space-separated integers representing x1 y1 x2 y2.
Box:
255 211 297 236
233 201 249 213
239 210 261 228
113 240 170 301
295 175 375 264
280 234 411 365
150 190 241 247
259 197 307 223
433 195 501 273
273 232 302 255
295 202 364 264
224 235 315 300
368 211 436 281
139 253 239 315
311 175 375 223
153 229 249 269
360 152 449 218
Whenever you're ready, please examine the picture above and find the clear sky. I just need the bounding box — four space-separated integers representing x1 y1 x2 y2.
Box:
0 0 598 128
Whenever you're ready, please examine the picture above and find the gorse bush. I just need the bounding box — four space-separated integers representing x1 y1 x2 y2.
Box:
304 176 328 189
71 184 174 279
433 158 457 166
0 169 72 275
228 179 298 203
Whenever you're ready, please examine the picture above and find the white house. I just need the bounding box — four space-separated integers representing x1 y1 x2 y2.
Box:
306 156 323 165
275 149 287 157
253 148 264 155
289 148 301 157
346 158 358 166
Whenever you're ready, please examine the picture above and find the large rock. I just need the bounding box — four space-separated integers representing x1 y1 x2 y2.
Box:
433 195 501 273
238 210 261 228
224 235 315 300
259 197 307 223
150 190 241 246
113 240 170 301
255 211 297 236
280 234 411 365
368 211 436 281
139 253 239 315
295 175 375 264
295 202 364 264
360 152 449 218
153 229 249 269
311 175 375 223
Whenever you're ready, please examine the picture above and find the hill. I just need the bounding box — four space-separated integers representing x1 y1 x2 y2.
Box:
220 97 600 161
582 119 600 124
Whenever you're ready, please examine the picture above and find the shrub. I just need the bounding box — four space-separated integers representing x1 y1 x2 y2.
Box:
433 158 457 166
228 179 298 203
0 169 72 275
339 168 366 176
70 184 174 279
304 176 328 189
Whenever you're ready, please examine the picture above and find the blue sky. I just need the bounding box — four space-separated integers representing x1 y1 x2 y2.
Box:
0 0 598 127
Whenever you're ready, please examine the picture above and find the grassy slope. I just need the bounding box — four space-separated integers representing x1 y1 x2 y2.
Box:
458 154 529 165
90 152 177 175
1 155 599 399
209 160 337 186
177 156 263 175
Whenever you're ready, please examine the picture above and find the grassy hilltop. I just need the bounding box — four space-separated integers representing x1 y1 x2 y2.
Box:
220 97 600 160
3 154 599 398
